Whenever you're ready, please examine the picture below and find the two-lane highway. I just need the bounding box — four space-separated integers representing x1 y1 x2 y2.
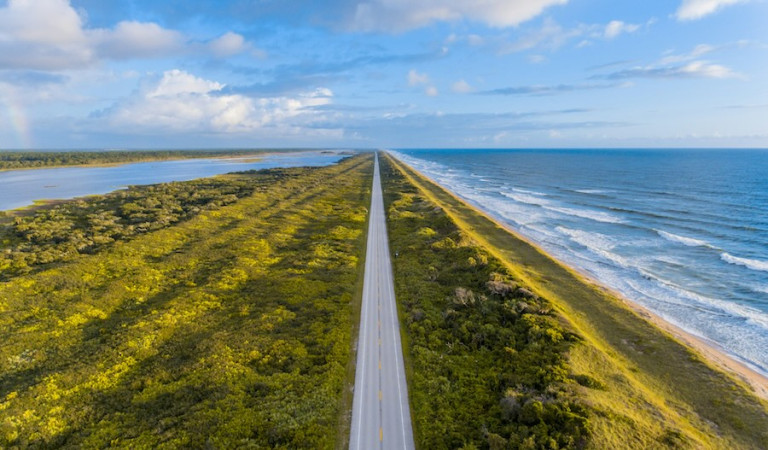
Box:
350 153 415 450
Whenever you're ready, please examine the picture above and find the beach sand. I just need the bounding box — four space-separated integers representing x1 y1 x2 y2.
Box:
397 154 768 401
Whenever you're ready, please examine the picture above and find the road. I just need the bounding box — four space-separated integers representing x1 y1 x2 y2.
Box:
350 153 415 450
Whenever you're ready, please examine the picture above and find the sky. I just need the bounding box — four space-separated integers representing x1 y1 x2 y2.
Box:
0 0 766 149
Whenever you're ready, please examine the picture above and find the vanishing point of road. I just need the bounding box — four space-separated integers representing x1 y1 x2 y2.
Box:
350 153 415 450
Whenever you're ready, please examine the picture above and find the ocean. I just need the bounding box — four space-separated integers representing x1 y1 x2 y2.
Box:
390 149 768 376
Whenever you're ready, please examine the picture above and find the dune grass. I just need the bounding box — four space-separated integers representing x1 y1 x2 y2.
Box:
383 153 768 449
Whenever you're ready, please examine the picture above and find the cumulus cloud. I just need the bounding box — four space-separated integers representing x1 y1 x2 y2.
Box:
97 70 336 135
0 0 91 69
349 0 569 32
92 21 185 59
206 31 261 58
0 0 253 70
675 0 749 20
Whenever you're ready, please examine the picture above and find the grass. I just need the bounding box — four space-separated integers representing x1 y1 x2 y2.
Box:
0 154 373 448
384 152 768 449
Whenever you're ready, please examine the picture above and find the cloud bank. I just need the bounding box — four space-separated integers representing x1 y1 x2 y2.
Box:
0 0 252 70
96 70 338 137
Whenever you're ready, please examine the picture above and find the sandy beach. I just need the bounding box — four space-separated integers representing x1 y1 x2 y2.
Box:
398 155 768 401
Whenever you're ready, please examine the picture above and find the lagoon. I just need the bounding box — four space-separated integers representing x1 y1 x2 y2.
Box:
0 151 347 211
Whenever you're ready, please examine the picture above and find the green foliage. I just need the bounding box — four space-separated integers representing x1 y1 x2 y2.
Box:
380 156 590 449
0 155 373 448
383 154 768 450
0 150 269 171
0 170 304 280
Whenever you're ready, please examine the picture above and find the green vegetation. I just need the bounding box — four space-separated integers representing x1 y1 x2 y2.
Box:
0 154 373 447
383 153 768 449
0 150 269 171
381 155 589 449
0 173 288 279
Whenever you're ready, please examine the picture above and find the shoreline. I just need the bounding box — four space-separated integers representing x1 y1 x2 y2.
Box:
390 152 768 401
0 152 269 173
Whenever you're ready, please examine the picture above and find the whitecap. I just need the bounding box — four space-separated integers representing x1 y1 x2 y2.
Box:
721 253 768 273
500 191 551 207
657 230 713 248
748 284 768 295
544 206 625 224
575 189 608 194
557 227 629 267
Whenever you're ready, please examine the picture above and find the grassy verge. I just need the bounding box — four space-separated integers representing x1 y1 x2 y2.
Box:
382 153 768 449
0 154 373 448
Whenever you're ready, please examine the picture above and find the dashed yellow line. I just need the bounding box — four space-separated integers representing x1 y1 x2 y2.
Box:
379 360 382 370
380 428 383 441
378 390 383 400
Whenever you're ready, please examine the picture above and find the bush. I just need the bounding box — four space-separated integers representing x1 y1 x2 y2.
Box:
381 155 591 449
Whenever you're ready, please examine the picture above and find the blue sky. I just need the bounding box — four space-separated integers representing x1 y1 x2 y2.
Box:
0 0 766 149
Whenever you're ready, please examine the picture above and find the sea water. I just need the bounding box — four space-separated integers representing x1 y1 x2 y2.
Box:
391 149 768 376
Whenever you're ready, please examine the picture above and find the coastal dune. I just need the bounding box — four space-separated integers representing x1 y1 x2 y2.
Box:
384 152 768 449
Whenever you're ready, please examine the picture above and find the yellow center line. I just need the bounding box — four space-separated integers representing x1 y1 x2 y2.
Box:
379 360 382 370
378 390 383 400
379 427 383 442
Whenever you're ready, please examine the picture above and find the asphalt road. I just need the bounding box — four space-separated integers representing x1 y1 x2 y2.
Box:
350 153 415 450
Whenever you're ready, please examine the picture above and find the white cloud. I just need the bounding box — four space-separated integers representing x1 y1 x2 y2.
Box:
0 0 253 70
0 0 91 69
407 70 438 96
408 70 430 86
451 79 473 93
676 0 749 20
467 34 485 46
100 70 336 135
92 21 185 59
604 20 640 39
147 69 223 98
602 61 739 80
497 18 649 54
500 18 585 53
349 0 568 32
208 32 249 58
675 61 737 78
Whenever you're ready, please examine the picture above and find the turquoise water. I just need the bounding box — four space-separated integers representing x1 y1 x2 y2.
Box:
392 149 768 376
0 151 346 211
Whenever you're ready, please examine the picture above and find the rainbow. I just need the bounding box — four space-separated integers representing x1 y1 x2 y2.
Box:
0 86 33 149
